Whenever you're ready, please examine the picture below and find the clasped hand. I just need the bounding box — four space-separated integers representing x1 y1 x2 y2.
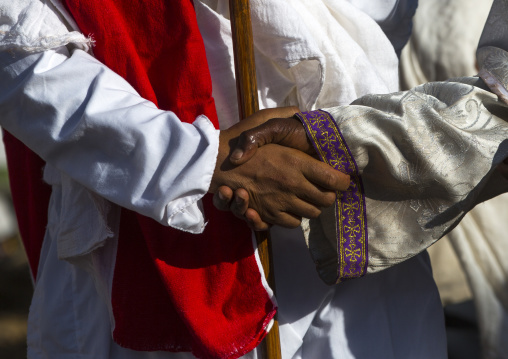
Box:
209 107 350 230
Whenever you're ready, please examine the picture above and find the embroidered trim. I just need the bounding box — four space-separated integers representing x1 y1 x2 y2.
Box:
294 110 368 283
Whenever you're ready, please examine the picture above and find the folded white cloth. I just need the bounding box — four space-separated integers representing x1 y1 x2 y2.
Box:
197 0 400 131
0 0 90 52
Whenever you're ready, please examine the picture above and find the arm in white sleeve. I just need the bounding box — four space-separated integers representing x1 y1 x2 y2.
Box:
298 1 508 285
299 73 508 285
0 46 219 233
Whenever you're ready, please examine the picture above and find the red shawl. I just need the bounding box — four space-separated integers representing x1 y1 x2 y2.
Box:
4 1 275 358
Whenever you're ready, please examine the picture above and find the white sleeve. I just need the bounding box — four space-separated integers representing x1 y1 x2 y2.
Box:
0 46 219 234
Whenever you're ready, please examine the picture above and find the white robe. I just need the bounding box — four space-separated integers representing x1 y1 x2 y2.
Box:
0 0 447 358
400 2 508 356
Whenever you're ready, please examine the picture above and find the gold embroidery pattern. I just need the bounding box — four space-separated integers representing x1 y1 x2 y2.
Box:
295 110 368 283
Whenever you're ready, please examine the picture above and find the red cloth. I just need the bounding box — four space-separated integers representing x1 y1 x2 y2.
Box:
4 0 276 358
3 133 50 278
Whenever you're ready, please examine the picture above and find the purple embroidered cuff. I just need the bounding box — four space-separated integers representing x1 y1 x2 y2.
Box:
294 110 368 283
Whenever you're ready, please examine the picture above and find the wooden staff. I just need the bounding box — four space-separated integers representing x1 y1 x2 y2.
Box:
229 1 282 359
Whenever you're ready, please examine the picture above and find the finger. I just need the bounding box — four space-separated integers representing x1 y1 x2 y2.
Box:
300 158 351 192
259 195 318 227
277 152 348 207
230 188 250 218
231 116 305 165
230 127 269 164
272 106 300 118
279 197 323 219
230 119 297 165
249 106 300 122
245 208 271 231
270 212 302 229
231 119 296 164
298 187 337 209
212 186 234 211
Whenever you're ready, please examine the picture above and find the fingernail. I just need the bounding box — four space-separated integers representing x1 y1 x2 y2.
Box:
235 196 243 204
231 149 243 161
218 192 226 201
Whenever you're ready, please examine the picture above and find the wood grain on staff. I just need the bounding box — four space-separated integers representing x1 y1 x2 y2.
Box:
229 1 282 359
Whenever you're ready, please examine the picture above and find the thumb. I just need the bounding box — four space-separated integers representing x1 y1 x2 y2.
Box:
229 122 275 165
230 117 303 165
230 117 311 165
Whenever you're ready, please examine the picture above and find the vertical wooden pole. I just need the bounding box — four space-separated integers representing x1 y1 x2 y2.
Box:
229 1 282 359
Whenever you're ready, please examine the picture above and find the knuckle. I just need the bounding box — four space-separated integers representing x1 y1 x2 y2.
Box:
245 132 258 146
340 174 351 190
237 131 257 148
322 170 339 189
287 155 300 167
285 177 299 191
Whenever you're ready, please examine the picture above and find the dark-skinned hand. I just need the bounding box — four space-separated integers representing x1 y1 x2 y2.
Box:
210 108 350 229
229 116 315 165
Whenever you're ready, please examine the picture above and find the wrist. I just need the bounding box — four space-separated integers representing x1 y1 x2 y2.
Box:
209 130 234 193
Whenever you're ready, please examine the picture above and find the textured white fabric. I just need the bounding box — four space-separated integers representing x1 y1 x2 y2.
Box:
344 0 419 55
399 2 508 357
0 0 90 52
400 0 493 88
447 195 508 358
196 6 445 356
0 46 220 237
197 0 400 131
308 75 508 279
0 0 447 358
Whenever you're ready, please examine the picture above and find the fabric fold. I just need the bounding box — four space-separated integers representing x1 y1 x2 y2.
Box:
2 0 276 358
61 1 275 358
0 0 91 52
302 72 508 283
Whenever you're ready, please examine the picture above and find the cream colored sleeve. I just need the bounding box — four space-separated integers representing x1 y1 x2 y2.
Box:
303 53 508 284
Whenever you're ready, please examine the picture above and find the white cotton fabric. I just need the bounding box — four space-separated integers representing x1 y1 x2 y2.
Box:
0 0 91 52
446 195 508 358
399 2 508 357
400 0 493 88
0 0 447 358
344 0 418 55
0 46 220 238
197 0 400 131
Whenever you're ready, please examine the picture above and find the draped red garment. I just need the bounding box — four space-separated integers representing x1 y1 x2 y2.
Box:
3 1 276 358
